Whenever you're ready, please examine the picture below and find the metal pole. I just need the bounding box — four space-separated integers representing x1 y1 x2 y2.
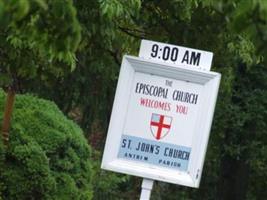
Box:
140 178 154 200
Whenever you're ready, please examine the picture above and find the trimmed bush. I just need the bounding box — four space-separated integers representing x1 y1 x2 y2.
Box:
0 90 93 200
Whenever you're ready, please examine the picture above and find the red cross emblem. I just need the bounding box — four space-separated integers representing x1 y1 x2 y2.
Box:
150 113 172 140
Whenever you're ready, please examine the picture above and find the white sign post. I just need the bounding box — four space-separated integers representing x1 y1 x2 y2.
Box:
101 40 221 199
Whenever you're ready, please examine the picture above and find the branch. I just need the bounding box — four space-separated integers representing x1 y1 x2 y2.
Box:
107 49 121 65
118 26 146 39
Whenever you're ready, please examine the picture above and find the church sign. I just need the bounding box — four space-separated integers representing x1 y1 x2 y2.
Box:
101 45 220 188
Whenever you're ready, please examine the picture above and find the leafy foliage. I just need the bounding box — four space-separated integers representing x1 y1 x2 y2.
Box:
24 0 142 131
0 90 93 200
0 139 4 199
0 0 81 89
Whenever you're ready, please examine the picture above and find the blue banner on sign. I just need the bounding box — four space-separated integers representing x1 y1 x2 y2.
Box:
118 135 191 171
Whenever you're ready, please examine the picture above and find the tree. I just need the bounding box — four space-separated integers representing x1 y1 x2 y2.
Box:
23 0 142 135
0 0 81 144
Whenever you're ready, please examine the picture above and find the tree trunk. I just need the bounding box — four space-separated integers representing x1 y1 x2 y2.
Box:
1 87 16 146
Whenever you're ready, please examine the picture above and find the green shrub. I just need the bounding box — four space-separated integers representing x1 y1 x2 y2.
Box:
0 90 93 200
0 139 4 200
91 150 130 200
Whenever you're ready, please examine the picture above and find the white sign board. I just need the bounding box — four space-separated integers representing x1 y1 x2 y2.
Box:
101 55 220 188
139 40 213 71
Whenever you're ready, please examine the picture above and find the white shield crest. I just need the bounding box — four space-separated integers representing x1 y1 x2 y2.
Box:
150 113 172 140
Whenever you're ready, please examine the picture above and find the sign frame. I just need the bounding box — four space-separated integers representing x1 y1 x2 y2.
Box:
101 55 221 188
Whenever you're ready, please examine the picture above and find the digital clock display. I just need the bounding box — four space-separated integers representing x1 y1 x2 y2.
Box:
139 40 213 71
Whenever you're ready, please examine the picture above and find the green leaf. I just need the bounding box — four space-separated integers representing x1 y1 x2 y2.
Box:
13 0 30 20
